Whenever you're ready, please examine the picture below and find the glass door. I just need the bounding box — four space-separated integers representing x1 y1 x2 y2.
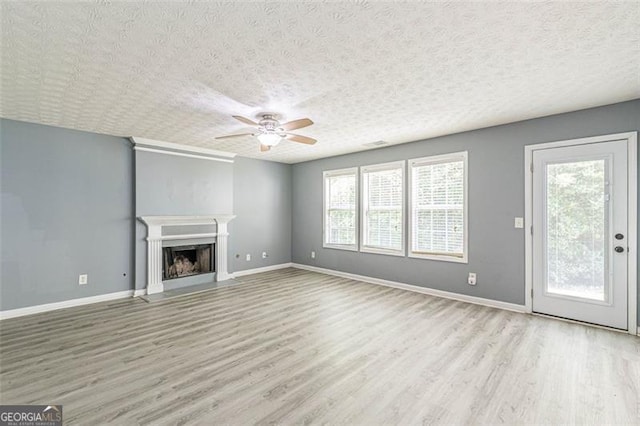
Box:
532 140 628 329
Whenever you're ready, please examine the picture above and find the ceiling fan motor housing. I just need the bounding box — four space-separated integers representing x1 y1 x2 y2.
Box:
258 114 284 135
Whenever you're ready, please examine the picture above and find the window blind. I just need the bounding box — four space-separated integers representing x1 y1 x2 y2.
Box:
411 157 465 257
362 164 404 251
325 170 357 247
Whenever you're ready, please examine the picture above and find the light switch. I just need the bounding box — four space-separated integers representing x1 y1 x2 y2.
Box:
514 217 524 228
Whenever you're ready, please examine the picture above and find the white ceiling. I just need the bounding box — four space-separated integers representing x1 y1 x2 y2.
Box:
1 1 639 164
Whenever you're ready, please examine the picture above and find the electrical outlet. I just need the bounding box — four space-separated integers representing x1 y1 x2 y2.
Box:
468 273 477 286
262 251 267 259
514 217 524 228
78 274 88 285
311 251 316 259
245 254 251 261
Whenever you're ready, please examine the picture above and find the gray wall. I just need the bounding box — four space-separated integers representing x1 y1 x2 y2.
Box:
134 152 292 289
2 100 637 324
134 150 234 290
292 100 640 321
229 157 292 273
1 119 133 310
1 119 294 309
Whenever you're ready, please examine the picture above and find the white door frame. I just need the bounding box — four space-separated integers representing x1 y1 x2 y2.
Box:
524 132 638 334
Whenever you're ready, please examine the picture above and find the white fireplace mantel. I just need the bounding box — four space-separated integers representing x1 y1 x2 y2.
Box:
138 215 236 295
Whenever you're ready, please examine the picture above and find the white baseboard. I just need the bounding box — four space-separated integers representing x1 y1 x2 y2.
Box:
0 290 135 320
291 263 527 314
0 263 289 320
232 263 293 278
2 266 631 331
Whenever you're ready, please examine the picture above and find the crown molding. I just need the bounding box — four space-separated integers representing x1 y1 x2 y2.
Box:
130 137 236 163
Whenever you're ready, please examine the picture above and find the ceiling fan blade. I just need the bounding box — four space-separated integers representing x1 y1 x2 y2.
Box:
280 118 313 131
215 133 255 140
232 115 258 126
285 133 317 145
260 144 271 152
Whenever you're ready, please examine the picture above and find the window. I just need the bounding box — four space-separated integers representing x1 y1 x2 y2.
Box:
360 161 405 255
323 168 358 250
409 152 468 262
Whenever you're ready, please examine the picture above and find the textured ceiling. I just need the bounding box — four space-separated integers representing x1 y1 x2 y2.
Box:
1 1 639 164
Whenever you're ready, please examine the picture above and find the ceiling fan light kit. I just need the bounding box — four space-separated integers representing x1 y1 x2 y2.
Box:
257 132 282 147
216 113 316 152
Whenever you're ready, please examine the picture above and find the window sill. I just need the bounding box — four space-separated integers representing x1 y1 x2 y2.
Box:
360 246 405 257
408 252 468 264
323 244 358 252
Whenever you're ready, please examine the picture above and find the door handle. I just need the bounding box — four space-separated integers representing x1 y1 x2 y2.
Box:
615 233 624 240
614 246 625 253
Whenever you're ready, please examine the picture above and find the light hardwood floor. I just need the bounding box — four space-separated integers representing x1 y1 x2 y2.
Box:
1 268 638 425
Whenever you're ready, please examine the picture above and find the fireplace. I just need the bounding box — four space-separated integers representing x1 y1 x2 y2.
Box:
163 244 215 280
138 215 236 295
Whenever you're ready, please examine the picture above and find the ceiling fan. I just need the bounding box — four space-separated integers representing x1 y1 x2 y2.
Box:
216 113 316 152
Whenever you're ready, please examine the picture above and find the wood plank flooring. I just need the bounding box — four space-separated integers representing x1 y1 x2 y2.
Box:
1 268 638 425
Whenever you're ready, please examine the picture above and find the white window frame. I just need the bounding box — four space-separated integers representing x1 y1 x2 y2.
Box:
408 151 468 263
359 161 406 257
323 167 359 251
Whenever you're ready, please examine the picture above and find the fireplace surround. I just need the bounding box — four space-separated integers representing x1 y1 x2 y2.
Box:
138 215 235 295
